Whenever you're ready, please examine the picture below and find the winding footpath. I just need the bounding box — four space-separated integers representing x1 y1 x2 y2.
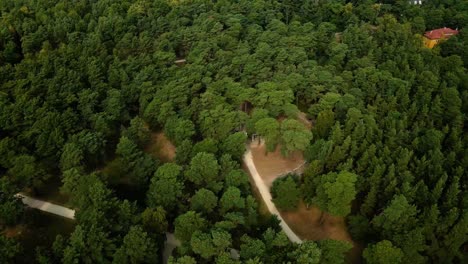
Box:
16 145 301 260
243 147 302 244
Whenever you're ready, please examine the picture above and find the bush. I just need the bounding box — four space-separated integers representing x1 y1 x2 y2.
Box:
271 175 300 211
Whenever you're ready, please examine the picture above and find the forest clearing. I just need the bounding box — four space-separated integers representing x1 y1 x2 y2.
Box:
249 140 361 262
249 141 305 187
145 132 176 162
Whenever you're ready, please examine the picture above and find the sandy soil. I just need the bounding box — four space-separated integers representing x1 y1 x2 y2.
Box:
243 148 302 243
279 201 362 263
280 202 362 263
146 132 176 162
248 141 361 263
250 142 305 188
279 201 352 242
242 162 271 218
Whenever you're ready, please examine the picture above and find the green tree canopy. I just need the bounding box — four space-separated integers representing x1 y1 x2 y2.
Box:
271 175 301 211
312 171 358 217
363 240 404 264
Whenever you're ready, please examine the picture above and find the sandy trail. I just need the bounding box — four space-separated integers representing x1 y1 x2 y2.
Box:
243 147 302 243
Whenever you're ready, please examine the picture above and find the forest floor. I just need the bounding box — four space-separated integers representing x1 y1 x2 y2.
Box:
243 147 302 243
163 232 181 264
248 141 362 263
145 132 176 162
249 141 305 187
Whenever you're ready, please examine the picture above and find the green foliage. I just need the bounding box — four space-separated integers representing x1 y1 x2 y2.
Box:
174 211 207 242
168 256 196 264
60 143 84 171
280 119 313 156
255 117 280 152
224 169 250 194
115 136 157 186
190 229 232 260
0 177 23 225
0 0 467 262
246 108 269 134
253 82 295 117
372 195 418 237
190 188 218 214
220 132 247 160
199 105 241 140
185 152 221 191
271 175 300 211
314 109 335 139
7 155 47 188
147 163 183 211
240 235 266 260
113 226 157 264
191 138 219 157
220 187 245 214
318 240 352 264
0 235 21 264
164 118 195 146
141 207 168 234
289 241 322 264
363 240 404 264
122 117 150 147
63 225 115 264
312 171 357 217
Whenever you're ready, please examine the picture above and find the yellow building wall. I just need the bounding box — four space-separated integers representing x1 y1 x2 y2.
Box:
423 37 439 49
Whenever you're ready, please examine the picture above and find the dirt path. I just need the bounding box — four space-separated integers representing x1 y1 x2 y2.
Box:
16 193 75 219
163 232 181 263
250 141 305 187
17 193 180 263
243 147 302 243
246 142 361 263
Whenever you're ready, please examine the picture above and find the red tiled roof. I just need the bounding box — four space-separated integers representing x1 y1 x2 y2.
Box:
424 27 459 40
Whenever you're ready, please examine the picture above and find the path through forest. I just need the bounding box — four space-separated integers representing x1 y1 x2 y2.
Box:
245 142 361 263
243 147 302 243
17 194 181 263
16 193 75 219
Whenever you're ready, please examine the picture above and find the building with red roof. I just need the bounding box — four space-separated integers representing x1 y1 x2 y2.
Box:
423 27 459 48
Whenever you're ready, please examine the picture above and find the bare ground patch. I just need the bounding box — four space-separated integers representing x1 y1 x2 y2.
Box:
145 132 176 162
249 141 362 263
250 142 305 188
280 202 362 263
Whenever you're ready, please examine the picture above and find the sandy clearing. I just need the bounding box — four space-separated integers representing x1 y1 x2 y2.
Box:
145 132 176 162
250 141 305 188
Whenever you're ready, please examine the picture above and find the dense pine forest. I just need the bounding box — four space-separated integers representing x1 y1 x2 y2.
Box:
1 0 467 263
